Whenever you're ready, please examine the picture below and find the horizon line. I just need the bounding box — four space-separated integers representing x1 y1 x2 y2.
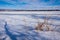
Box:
0 9 60 11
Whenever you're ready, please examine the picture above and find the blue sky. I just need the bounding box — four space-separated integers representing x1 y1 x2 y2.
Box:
0 0 60 10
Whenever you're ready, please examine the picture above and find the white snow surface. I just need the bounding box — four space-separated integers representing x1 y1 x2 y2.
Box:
0 14 60 40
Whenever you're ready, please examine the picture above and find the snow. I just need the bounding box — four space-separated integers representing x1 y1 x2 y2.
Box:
38 31 60 40
0 12 60 40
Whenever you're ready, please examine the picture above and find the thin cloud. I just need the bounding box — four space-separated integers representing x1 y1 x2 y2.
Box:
0 0 60 10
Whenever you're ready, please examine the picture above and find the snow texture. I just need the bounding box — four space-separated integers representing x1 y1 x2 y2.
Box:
0 14 60 40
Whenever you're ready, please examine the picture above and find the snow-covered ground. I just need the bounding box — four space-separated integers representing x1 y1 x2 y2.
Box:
0 11 60 40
